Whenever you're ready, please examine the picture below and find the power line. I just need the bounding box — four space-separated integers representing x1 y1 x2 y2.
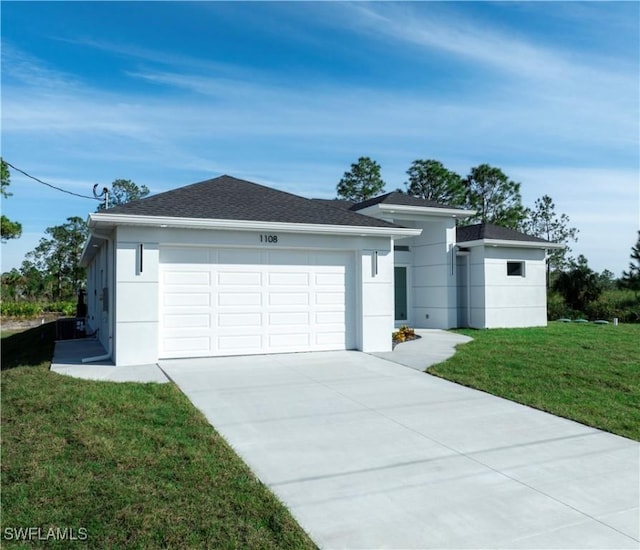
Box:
4 161 102 201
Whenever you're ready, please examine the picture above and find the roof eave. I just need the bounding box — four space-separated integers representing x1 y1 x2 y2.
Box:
80 230 112 267
357 203 476 219
458 238 565 249
86 213 422 239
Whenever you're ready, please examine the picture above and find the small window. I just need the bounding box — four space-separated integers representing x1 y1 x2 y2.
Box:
394 245 410 252
507 261 525 277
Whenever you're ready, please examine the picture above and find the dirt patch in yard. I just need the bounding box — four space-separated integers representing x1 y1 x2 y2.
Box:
1 315 60 332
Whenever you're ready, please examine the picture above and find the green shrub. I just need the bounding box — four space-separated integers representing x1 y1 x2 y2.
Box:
547 292 573 320
547 289 639 323
1 301 76 318
585 289 640 323
1 302 42 318
553 259 602 312
42 301 76 316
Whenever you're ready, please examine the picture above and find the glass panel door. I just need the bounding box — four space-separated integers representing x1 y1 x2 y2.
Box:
394 266 407 321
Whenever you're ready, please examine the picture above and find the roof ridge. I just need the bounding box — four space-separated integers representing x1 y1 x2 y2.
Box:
456 222 551 244
350 191 395 211
100 174 407 230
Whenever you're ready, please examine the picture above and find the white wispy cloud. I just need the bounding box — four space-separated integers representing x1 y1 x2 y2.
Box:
349 3 636 81
1 43 82 91
340 3 638 144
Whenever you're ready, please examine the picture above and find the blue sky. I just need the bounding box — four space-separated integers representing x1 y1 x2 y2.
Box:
1 1 638 275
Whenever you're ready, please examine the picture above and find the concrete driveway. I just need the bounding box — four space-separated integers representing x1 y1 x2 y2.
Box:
160 351 639 549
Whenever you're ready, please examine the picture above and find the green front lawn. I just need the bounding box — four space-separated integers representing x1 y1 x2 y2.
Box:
430 322 640 441
1 324 316 549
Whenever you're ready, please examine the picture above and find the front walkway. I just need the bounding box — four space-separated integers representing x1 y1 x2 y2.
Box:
373 328 473 370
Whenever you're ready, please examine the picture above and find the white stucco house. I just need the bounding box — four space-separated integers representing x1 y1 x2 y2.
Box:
80 175 561 366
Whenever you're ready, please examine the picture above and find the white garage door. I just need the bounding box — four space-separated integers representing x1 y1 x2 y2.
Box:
159 246 356 358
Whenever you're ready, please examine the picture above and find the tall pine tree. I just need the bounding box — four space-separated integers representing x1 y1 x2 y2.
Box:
405 159 465 206
523 194 578 284
463 164 526 230
336 157 385 202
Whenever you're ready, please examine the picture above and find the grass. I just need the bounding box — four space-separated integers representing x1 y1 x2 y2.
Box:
430 322 640 441
1 325 316 549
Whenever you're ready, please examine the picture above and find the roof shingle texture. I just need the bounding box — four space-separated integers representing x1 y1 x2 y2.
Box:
104 175 402 229
310 198 356 211
457 223 552 244
351 191 456 211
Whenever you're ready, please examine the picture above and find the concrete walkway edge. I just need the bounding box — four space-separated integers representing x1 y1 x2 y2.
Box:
372 329 473 371
50 339 169 383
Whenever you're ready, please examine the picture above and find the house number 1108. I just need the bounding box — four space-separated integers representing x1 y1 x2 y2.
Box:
260 234 278 243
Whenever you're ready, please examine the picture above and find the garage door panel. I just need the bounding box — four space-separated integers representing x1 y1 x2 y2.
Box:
269 333 310 348
268 312 309 326
160 247 354 358
218 312 262 327
164 336 211 354
163 288 211 300
218 334 263 351
267 323 315 335
316 332 346 345
163 314 210 329
269 292 309 306
268 272 309 286
163 285 211 295
218 292 262 306
163 271 211 286
164 292 211 307
316 272 344 285
164 325 212 336
162 308 210 321
316 311 345 324
316 292 345 305
218 271 262 286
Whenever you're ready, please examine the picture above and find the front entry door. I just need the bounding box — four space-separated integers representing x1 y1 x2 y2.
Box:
394 266 408 322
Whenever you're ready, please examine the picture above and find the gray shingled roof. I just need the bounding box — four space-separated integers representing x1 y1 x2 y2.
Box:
457 223 552 244
103 175 403 229
351 191 456 211
310 198 356 211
